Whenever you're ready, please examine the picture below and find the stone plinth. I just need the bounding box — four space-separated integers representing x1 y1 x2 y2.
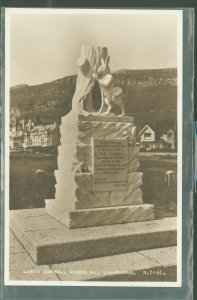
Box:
10 209 176 265
9 229 177 281
45 112 154 228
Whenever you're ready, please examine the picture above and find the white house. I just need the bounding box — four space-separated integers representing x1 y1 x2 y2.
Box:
139 125 155 144
23 122 60 149
138 125 175 151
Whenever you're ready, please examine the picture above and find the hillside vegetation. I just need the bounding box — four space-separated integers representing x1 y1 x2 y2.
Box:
10 68 177 129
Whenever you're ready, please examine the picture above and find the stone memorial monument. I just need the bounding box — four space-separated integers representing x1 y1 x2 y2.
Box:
45 46 154 228
10 46 177 270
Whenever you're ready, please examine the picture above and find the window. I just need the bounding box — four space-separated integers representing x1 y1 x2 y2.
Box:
144 132 151 138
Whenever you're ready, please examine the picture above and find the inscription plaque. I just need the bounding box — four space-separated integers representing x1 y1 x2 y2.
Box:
93 138 128 191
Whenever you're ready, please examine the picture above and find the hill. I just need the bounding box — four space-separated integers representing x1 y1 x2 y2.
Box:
10 68 177 129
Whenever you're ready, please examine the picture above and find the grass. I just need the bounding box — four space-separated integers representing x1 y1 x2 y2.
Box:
9 154 177 218
10 154 57 209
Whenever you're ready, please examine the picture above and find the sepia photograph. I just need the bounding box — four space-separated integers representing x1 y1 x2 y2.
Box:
4 8 182 286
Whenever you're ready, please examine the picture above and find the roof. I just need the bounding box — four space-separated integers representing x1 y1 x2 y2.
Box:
30 124 56 133
138 125 154 135
138 124 175 137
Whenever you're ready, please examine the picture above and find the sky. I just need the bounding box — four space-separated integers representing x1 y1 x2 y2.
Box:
7 9 181 87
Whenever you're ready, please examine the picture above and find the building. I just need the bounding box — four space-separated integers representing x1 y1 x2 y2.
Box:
9 118 26 150
23 122 60 149
10 117 60 150
160 129 175 150
138 125 175 152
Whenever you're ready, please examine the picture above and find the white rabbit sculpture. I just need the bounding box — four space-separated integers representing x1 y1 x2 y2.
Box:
92 56 125 116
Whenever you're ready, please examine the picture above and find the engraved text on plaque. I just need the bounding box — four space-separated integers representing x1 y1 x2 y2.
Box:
93 138 128 191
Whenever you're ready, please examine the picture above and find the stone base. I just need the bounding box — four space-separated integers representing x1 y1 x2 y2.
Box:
54 111 140 219
9 230 177 282
78 114 134 123
45 200 154 228
10 209 177 265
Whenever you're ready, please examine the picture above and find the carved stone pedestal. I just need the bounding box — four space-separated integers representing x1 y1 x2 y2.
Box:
45 112 154 228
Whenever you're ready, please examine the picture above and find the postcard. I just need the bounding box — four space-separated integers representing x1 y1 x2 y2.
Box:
4 8 183 287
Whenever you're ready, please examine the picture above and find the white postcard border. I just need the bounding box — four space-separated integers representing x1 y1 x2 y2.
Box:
4 8 183 287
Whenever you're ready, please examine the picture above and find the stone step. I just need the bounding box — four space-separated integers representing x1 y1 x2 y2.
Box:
9 230 177 282
68 203 154 229
45 200 154 229
49 246 177 282
10 208 177 265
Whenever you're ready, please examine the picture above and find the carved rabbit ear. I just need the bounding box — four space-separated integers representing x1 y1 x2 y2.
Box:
105 56 110 66
101 58 105 66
